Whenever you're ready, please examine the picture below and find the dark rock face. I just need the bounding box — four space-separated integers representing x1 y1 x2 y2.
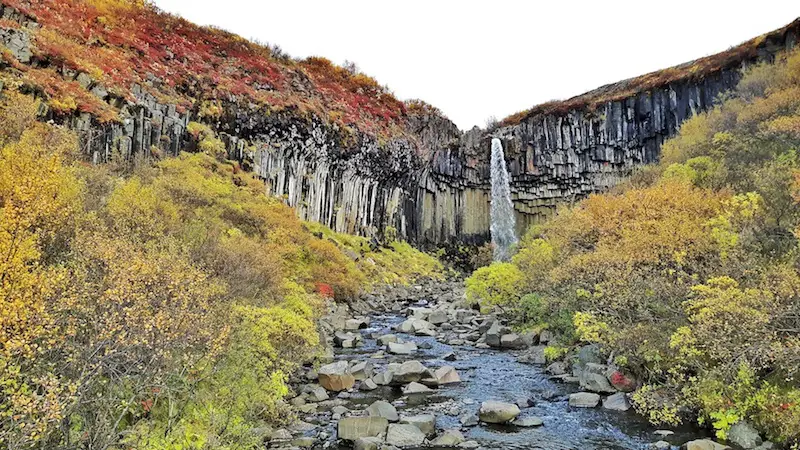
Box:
5 5 796 246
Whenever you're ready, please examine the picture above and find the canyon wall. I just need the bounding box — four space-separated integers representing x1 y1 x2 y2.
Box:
2 3 798 247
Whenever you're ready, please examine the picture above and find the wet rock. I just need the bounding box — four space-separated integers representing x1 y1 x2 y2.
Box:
386 423 426 447
514 416 544 427
569 392 601 408
459 412 479 427
387 341 417 355
655 430 675 437
651 441 671 450
442 352 457 361
359 379 378 391
431 429 465 446
291 436 316 447
392 360 428 383
337 416 389 442
579 363 616 393
728 421 762 449
485 321 505 347
367 400 399 422
602 392 631 411
334 331 362 348
682 440 731 450
573 344 603 377
433 366 461 385
400 413 436 436
460 441 481 449
478 400 521 423
345 317 369 331
500 333 526 349
350 361 374 381
518 346 547 365
402 381 433 394
354 436 383 450
418 341 433 350
546 361 568 375
515 397 535 408
318 361 355 392
378 334 399 345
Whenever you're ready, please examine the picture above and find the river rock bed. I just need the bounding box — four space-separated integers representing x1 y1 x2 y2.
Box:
272 280 747 450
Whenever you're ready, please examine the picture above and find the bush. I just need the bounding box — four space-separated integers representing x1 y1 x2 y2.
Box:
465 262 523 312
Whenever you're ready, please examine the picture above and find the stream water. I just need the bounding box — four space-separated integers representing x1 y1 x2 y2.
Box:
320 309 711 450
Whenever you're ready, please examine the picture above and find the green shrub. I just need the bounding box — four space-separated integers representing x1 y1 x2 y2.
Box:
465 262 523 312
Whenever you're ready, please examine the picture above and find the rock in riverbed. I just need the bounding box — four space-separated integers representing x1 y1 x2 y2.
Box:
569 392 601 408
337 416 388 441
386 423 426 446
479 400 521 423
318 361 355 391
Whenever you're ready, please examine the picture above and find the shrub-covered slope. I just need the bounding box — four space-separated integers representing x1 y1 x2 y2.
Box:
469 49 800 445
0 91 444 449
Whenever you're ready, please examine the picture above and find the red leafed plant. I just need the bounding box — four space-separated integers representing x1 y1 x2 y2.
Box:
315 282 334 299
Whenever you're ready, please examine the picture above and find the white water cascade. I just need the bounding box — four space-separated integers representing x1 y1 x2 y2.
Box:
490 138 517 261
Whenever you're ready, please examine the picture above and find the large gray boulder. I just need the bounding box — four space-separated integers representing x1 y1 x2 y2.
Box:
399 413 436 436
392 360 429 383
318 361 355 391
402 381 433 394
433 366 461 385
366 400 398 422
353 437 383 450
485 321 505 348
501 333 526 349
428 309 449 325
479 401 521 423
431 429 465 446
386 423 426 447
387 341 417 355
350 361 373 381
727 421 762 449
569 392 600 408
602 392 631 411
579 363 616 393
337 416 389 441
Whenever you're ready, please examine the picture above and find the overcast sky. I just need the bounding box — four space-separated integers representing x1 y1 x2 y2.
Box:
153 0 800 130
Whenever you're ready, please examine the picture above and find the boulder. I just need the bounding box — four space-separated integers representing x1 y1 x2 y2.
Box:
569 392 600 408
602 392 631 411
387 341 417 355
434 366 461 385
386 423 426 447
518 346 547 365
459 412 479 427
359 379 378 391
728 421 762 449
478 400 521 423
392 360 429 383
372 371 393 386
579 363 616 393
501 333 526 349
442 352 457 361
514 416 544 427
431 429 465 446
306 385 329 402
350 361 373 381
402 381 433 394
682 440 731 450
354 436 383 450
539 330 553 344
337 416 389 441
607 368 638 392
546 362 568 375
485 321 505 348
428 309 449 325
366 400 398 422
573 344 603 377
345 318 368 330
377 334 399 345
333 332 361 348
318 361 355 392
399 414 436 436
652 442 671 450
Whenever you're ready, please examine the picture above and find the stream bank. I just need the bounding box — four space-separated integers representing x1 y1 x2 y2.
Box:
272 279 754 450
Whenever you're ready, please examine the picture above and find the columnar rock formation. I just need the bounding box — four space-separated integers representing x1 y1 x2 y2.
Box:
1 2 798 246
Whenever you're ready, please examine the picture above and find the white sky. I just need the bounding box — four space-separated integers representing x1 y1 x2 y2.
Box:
153 0 800 130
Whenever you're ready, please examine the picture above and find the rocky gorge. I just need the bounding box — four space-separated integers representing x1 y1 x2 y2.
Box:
2 3 799 248
262 279 772 450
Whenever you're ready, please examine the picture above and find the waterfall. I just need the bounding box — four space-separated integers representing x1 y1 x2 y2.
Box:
490 138 517 261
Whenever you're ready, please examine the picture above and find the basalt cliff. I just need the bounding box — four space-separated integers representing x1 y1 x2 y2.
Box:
1 0 798 246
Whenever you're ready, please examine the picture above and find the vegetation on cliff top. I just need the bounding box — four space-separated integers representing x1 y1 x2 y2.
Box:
0 0 438 139
500 17 800 127
0 90 443 449
469 48 800 445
